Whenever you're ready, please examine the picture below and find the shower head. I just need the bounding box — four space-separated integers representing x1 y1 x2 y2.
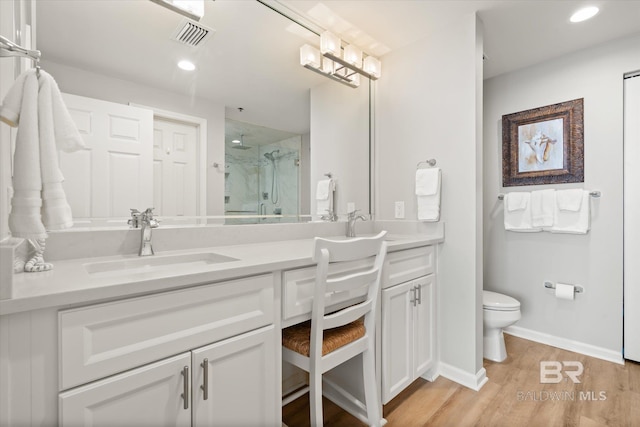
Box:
231 134 252 150
264 150 280 161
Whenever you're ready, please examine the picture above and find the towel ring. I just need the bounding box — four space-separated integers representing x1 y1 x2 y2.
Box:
417 159 437 168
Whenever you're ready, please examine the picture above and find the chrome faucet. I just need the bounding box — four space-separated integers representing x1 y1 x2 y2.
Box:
346 210 366 238
138 208 159 256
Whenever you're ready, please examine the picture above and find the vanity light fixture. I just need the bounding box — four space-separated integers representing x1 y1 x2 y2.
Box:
299 30 381 89
570 6 599 23
177 59 196 71
150 0 205 21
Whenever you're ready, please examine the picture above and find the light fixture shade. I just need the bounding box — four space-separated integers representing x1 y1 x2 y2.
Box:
320 31 341 56
300 44 321 69
363 56 381 78
343 45 362 68
322 57 334 74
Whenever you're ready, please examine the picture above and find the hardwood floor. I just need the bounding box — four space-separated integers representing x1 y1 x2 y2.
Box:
282 334 640 426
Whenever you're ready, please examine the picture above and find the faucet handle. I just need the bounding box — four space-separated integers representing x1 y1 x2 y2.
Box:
347 209 360 219
128 208 141 228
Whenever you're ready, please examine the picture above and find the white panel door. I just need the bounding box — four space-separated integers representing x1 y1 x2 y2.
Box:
59 93 153 218
153 118 198 217
381 281 414 404
191 326 277 427
413 275 435 376
59 352 191 427
624 74 640 362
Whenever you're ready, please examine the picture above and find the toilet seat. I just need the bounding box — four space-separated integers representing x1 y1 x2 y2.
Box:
483 290 520 311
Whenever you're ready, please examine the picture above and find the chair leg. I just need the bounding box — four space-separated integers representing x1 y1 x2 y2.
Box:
362 348 382 427
309 370 324 427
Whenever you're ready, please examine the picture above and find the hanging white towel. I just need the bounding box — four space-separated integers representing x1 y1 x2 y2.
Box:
1 69 84 239
503 192 539 232
556 188 584 211
531 189 555 229
5 70 47 239
0 70 29 127
551 190 590 234
416 168 441 221
45 71 85 153
316 179 335 215
415 168 440 196
38 71 75 230
506 192 528 212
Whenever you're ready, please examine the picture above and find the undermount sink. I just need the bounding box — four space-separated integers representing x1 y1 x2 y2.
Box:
84 252 239 276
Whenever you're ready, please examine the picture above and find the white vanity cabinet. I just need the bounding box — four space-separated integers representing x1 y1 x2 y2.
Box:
60 326 276 427
58 274 278 427
381 246 436 404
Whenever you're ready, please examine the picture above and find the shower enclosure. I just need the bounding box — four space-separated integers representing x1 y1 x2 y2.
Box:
224 120 302 224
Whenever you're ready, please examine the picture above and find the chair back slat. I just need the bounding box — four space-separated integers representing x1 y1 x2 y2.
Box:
323 299 372 330
326 268 379 295
313 232 387 263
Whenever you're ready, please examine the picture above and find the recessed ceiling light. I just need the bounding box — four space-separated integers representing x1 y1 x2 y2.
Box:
570 6 599 23
177 60 196 71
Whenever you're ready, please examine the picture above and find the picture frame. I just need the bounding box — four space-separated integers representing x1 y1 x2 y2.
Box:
502 98 584 187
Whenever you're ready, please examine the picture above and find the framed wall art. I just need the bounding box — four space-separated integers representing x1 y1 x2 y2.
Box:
502 98 584 187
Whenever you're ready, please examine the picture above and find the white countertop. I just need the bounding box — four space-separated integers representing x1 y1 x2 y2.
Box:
1 233 442 315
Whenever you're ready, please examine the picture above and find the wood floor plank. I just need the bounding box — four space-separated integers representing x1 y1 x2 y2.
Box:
282 335 640 426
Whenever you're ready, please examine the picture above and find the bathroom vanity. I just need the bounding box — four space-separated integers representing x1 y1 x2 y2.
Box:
0 231 442 426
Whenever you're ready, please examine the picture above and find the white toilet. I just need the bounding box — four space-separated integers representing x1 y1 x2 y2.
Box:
483 290 521 362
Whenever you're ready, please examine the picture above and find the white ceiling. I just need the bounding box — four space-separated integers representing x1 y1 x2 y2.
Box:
35 0 640 136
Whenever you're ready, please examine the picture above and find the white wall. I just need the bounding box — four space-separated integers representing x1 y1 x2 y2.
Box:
310 81 370 217
39 60 226 217
484 33 640 359
376 14 484 380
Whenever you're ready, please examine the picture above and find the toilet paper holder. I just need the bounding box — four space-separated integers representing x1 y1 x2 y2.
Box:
544 281 584 294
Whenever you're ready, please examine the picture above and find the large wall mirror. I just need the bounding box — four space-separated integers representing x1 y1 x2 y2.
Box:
35 0 371 228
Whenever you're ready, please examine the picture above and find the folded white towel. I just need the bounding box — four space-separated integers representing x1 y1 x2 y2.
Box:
417 169 441 221
506 192 529 212
504 192 540 232
551 190 590 234
316 179 335 215
415 168 441 196
7 70 47 239
38 71 74 231
556 189 584 211
531 189 555 229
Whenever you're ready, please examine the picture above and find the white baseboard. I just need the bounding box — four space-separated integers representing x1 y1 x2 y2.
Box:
438 363 488 391
504 325 624 365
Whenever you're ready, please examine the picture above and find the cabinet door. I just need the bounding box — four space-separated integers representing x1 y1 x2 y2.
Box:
413 275 435 377
191 326 277 427
59 353 191 427
381 281 414 404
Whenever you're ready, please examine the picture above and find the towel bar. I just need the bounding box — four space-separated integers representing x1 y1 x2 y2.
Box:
498 190 601 201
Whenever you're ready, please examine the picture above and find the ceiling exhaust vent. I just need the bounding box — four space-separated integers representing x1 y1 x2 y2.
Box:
171 19 215 47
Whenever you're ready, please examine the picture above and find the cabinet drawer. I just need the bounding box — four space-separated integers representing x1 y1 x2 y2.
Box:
282 258 373 322
59 274 274 390
384 246 434 289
